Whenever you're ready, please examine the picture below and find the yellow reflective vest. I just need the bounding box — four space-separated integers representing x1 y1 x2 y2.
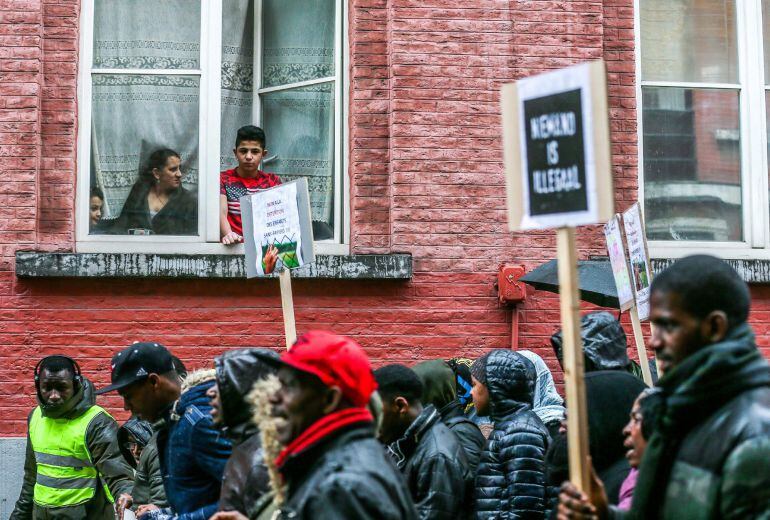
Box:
28 405 114 508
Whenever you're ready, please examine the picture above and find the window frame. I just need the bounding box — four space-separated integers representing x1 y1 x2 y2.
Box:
75 0 350 256
635 0 770 260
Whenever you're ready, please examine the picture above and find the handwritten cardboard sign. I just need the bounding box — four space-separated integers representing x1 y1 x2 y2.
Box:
623 202 653 320
241 178 315 278
604 214 635 311
501 60 613 231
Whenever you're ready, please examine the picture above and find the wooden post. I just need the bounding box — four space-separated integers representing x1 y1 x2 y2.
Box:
629 305 653 386
556 227 591 492
279 269 297 349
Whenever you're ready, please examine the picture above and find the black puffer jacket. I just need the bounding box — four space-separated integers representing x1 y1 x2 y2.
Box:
214 348 278 514
280 421 418 519
387 405 471 519
473 350 550 519
413 360 486 473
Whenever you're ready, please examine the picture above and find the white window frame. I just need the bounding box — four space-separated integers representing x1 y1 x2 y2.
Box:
75 0 350 256
635 0 770 260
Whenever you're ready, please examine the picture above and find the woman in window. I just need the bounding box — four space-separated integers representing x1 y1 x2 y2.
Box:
109 148 197 235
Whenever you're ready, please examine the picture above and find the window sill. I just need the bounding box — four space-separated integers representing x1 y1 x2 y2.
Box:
651 258 770 284
15 252 412 280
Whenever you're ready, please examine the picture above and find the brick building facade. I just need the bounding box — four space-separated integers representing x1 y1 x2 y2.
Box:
1 0 769 513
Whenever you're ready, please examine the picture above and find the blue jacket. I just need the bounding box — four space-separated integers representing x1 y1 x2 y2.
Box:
155 380 232 520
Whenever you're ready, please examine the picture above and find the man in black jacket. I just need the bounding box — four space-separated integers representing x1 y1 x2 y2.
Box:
558 255 770 519
375 364 471 520
244 331 417 519
413 359 485 472
207 348 278 515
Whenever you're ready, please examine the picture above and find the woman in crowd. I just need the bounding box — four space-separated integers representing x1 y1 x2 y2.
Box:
617 388 660 510
109 148 197 235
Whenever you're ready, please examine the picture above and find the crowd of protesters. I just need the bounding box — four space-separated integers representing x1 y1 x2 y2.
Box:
9 255 770 519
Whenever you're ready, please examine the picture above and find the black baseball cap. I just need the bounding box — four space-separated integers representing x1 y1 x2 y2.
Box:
96 342 176 395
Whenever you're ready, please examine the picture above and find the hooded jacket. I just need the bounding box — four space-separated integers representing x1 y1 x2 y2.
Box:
214 349 277 514
11 378 134 520
413 360 486 474
154 370 232 520
118 418 167 508
544 371 646 513
473 350 550 520
387 405 471 519
517 350 565 434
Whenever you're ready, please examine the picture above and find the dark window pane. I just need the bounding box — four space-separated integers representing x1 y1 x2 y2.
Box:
643 87 742 241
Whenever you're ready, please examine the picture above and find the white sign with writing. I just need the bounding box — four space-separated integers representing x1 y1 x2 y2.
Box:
501 60 613 231
623 203 653 320
241 178 315 278
604 214 635 311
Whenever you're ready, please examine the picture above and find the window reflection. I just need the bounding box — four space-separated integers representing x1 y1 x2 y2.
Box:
643 87 742 241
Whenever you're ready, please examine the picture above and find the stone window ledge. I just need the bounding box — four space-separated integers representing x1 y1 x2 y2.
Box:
15 251 412 280
650 258 770 284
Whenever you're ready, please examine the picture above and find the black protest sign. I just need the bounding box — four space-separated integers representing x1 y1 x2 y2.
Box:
524 89 588 216
501 60 613 231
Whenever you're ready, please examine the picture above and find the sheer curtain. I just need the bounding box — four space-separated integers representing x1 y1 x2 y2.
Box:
90 1 337 232
90 0 200 222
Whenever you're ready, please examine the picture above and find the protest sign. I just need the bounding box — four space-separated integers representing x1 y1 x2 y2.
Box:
241 178 315 347
241 178 314 278
500 59 614 492
501 60 613 231
603 215 635 312
604 213 653 385
623 202 652 321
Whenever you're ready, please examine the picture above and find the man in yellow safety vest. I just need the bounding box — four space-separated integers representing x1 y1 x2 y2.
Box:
10 355 134 519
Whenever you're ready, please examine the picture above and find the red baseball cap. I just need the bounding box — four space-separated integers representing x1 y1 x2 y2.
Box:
268 330 376 407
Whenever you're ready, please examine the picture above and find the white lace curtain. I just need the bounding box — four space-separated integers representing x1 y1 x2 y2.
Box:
91 0 336 229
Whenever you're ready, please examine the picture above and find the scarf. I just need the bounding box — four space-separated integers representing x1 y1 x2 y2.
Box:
386 405 440 470
274 407 373 470
631 323 770 518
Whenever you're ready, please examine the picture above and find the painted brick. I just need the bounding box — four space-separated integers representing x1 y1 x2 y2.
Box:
0 0 769 436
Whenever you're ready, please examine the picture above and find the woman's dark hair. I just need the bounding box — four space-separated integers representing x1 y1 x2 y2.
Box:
90 186 104 201
140 148 180 185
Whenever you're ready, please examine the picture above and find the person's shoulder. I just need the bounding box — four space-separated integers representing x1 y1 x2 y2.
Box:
256 170 281 187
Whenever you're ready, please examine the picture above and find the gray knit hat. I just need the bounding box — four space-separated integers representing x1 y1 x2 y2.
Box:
471 351 493 385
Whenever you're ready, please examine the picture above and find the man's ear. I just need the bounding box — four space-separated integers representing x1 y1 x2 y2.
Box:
394 396 410 415
703 310 729 344
322 386 344 414
147 373 161 390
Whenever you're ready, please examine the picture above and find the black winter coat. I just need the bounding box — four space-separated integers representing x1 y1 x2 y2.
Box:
214 348 278 514
388 405 472 519
474 350 550 520
118 417 167 508
280 422 418 519
440 400 485 474
107 180 197 235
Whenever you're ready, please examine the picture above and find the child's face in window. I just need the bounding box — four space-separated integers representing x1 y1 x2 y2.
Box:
89 196 103 226
233 140 267 175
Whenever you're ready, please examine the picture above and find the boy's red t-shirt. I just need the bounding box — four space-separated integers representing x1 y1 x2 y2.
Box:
220 168 281 236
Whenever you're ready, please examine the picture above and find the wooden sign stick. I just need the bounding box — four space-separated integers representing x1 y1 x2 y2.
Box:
629 305 653 386
557 227 591 492
279 269 297 349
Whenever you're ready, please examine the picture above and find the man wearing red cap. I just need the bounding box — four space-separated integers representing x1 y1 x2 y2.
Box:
253 330 417 519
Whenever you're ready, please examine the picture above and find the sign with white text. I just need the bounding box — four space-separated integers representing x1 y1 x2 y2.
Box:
501 60 613 230
241 178 315 278
623 202 653 320
604 214 635 311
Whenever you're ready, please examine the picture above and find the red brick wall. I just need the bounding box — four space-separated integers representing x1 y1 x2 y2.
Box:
0 0 767 436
